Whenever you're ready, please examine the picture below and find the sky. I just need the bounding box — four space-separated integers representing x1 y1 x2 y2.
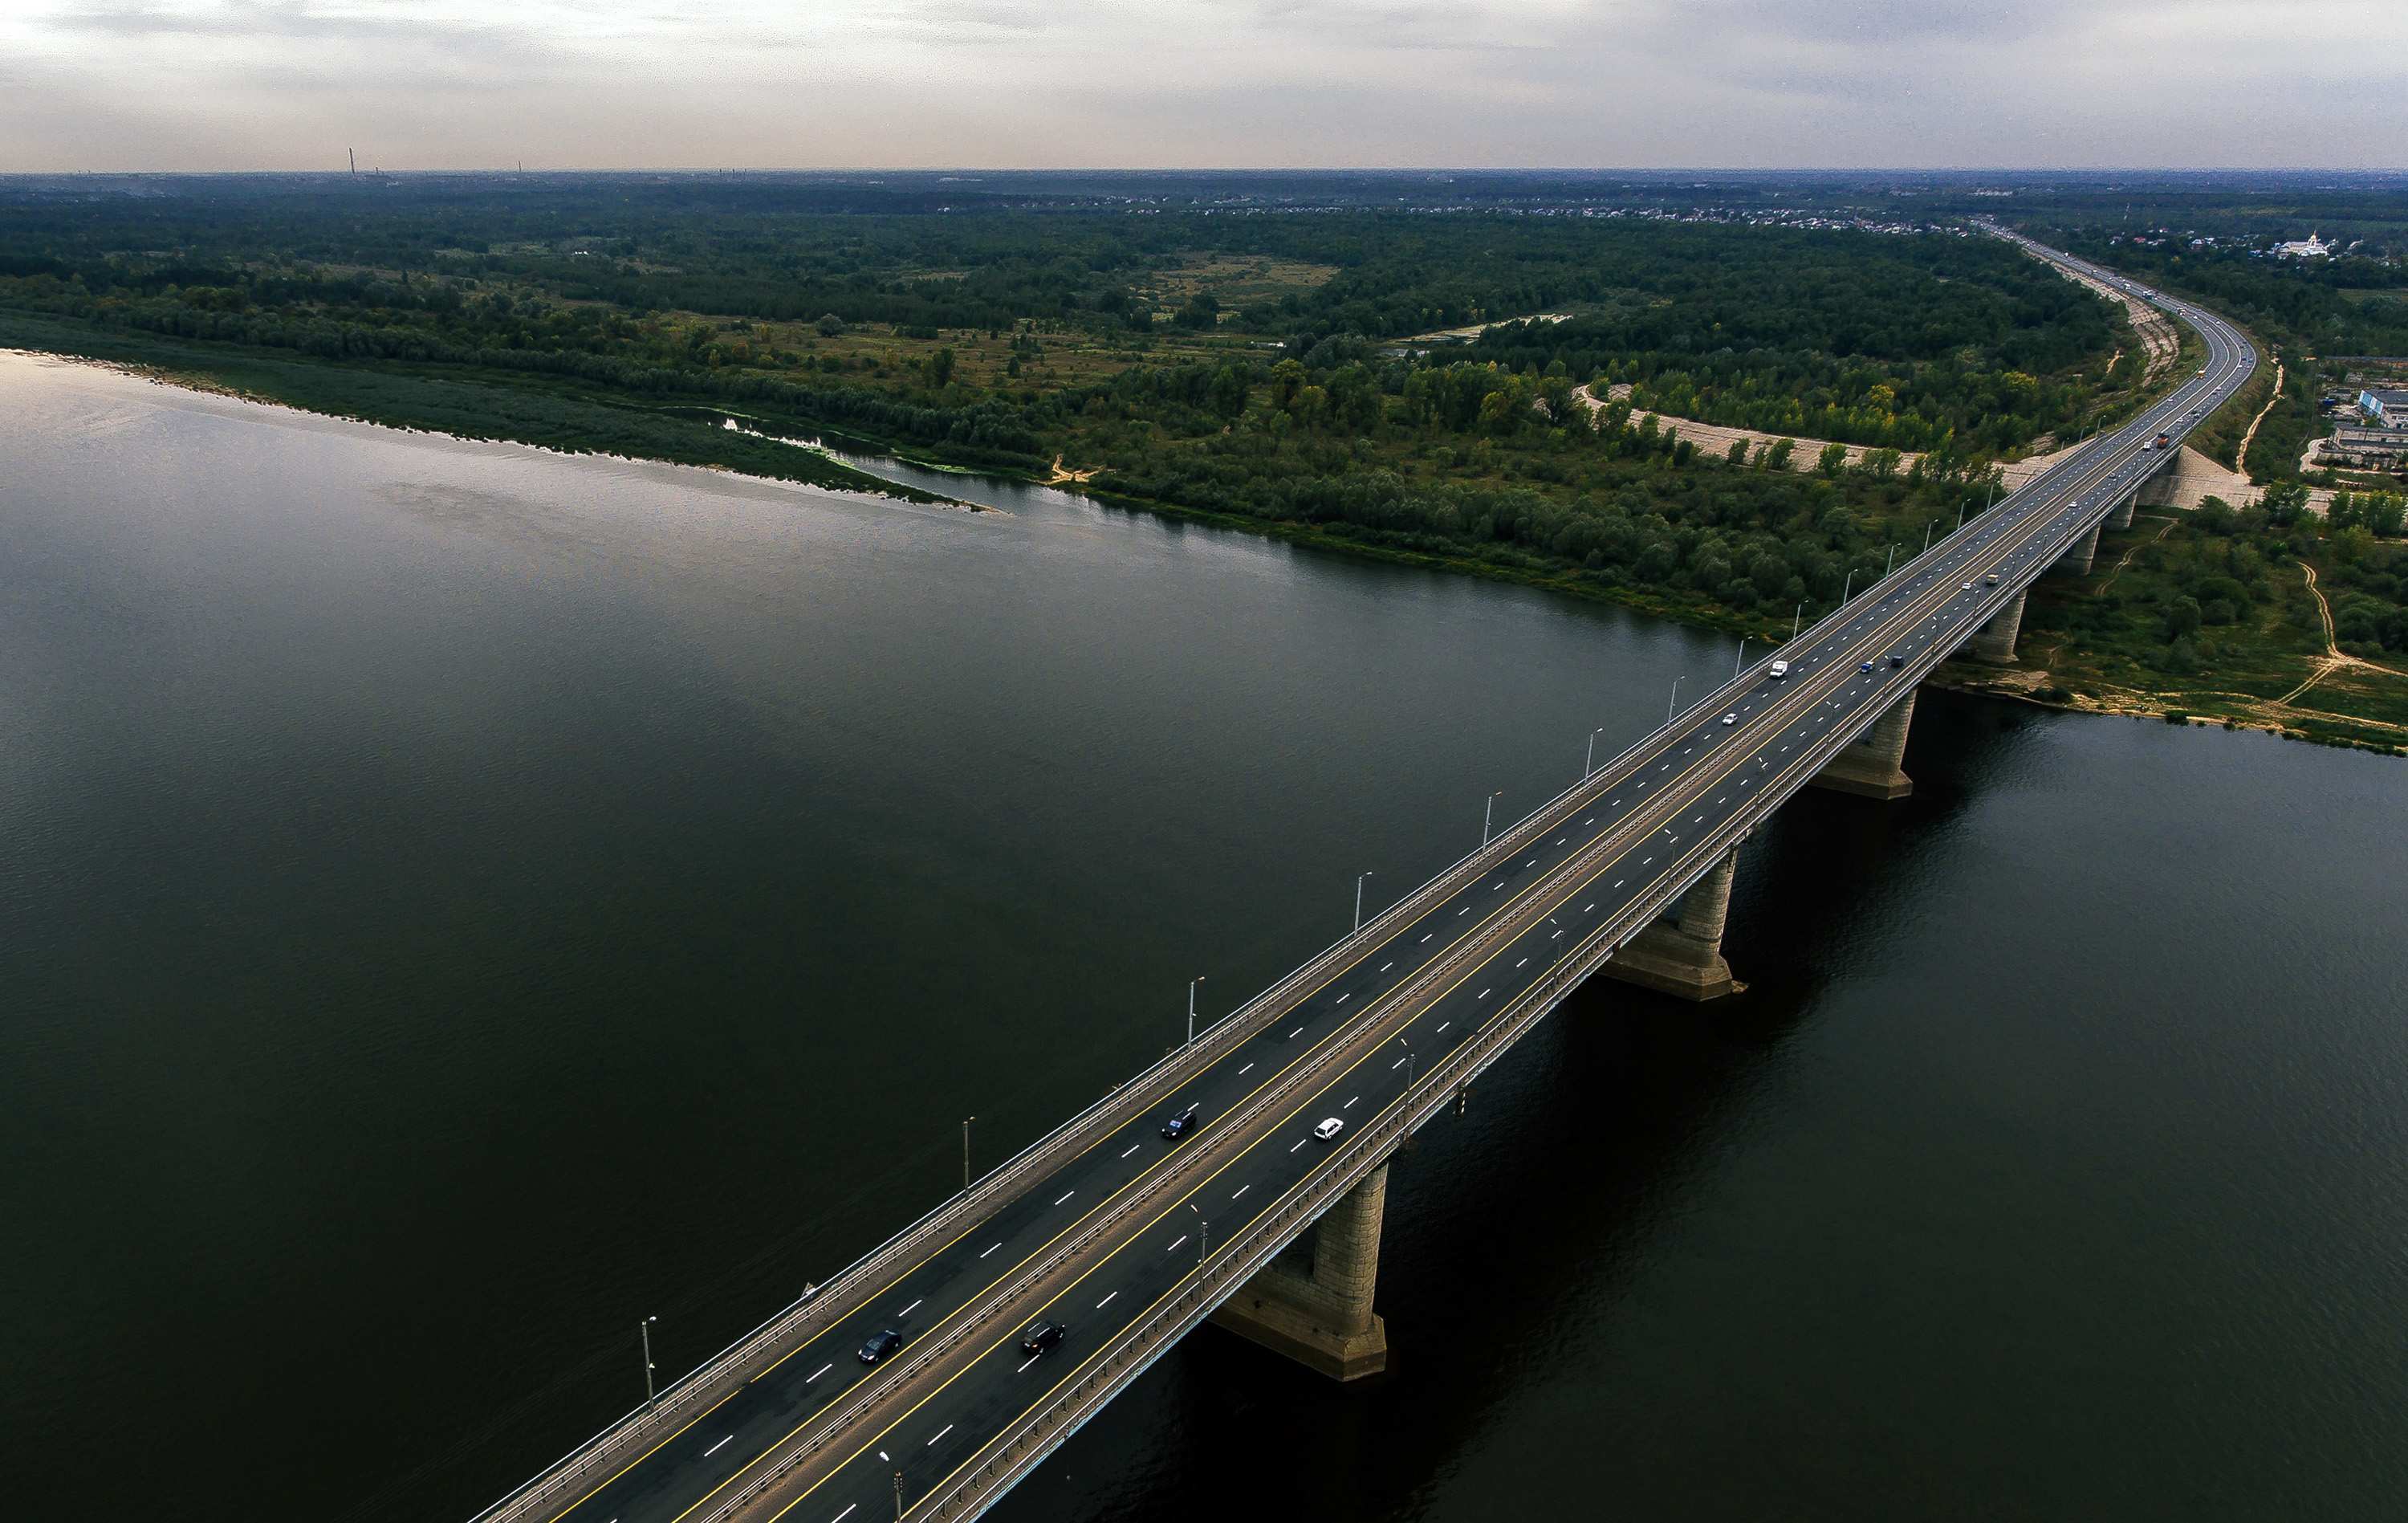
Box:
1 0 2398 174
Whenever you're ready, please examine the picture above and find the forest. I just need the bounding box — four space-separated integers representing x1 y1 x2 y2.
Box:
6 169 2401 725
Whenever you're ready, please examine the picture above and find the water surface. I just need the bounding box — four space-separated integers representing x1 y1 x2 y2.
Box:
1 353 2400 1521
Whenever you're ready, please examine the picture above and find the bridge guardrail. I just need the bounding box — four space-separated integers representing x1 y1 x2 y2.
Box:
907 231 2262 1521
470 609 1743 1523
481 227 2251 1523
682 758 1739 1521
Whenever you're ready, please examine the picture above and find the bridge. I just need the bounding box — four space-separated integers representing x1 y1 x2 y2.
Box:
471 231 2255 1523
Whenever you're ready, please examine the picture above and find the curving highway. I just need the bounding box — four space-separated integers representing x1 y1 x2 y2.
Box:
474 230 2257 1523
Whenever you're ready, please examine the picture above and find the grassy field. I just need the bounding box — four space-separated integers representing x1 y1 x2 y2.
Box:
1954 510 2408 753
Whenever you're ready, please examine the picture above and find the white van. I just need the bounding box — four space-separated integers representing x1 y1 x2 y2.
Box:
1768 660 1790 680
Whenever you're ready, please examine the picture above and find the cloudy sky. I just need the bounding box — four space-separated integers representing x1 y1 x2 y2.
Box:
1 0 2394 173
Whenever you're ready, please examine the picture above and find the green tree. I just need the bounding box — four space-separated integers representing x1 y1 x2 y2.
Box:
1817 442 1849 475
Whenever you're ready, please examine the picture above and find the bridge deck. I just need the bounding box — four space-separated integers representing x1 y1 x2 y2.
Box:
474 233 2255 1523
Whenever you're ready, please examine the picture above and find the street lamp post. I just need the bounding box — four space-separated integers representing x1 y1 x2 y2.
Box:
641 1316 659 1408
1666 675 1684 724
1354 870 1374 934
1924 518 1937 552
1885 543 1899 578
1584 727 1604 779
1734 637 1747 678
962 1115 974 1195
1186 975 1206 1045
1793 600 1806 639
1482 790 1503 846
1841 568 1856 606
1397 1035 1414 1088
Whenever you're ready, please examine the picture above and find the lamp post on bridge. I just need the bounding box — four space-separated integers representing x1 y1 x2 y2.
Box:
1885 543 1900 579
1734 637 1747 678
1482 789 1503 846
1353 870 1374 934
1584 726 1604 779
1924 518 1938 553
1793 600 1806 639
1397 1034 1414 1089
962 1115 974 1195
640 1315 658 1410
1186 975 1206 1045
1666 675 1684 724
1841 569 1856 607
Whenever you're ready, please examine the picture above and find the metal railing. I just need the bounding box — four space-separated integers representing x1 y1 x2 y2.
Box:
478 229 2257 1523
470 611 1748 1523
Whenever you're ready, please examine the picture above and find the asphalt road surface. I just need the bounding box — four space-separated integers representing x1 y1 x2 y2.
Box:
499 232 2256 1523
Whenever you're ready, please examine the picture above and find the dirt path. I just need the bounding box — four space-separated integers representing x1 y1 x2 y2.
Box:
2093 512 2181 598
1045 454 1100 484
2232 356 2284 478
2276 560 2408 704
2049 264 2178 383
1571 382 1926 476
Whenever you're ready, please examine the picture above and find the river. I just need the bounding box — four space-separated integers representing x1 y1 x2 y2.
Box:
2 351 2402 1521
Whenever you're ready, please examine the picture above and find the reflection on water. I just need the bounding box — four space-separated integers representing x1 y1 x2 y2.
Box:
2 352 2401 1523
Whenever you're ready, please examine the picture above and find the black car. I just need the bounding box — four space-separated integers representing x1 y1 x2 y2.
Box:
1160 1103 1202 1142
1888 654 1905 669
1019 1321 1067 1357
858 1328 903 1365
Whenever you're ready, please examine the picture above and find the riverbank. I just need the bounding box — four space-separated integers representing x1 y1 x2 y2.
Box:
7 314 2398 755
0 315 954 507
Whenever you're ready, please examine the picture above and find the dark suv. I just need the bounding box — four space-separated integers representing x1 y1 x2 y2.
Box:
1019 1321 1067 1358
857 1328 903 1365
1161 1103 1202 1141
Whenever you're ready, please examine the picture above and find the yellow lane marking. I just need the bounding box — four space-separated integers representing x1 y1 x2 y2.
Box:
573 412 2182 1522
540 1390 737 1523
816 699 1892 1516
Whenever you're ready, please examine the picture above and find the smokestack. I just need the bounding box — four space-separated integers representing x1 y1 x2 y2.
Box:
348 147 356 174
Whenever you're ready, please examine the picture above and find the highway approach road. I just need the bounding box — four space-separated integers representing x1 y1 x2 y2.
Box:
489 231 2258 1523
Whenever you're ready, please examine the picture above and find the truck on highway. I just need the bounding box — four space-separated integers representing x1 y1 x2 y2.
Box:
2154 433 2172 450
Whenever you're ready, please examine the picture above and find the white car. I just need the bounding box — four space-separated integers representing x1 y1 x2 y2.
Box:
1721 712 1737 726
1313 1118 1344 1142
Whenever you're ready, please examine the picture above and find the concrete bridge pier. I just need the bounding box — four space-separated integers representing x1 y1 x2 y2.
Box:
2106 494 2135 531
1810 688 1916 800
2049 523 2101 577
1212 1161 1390 1380
1598 845 1741 1000
1967 590 2026 662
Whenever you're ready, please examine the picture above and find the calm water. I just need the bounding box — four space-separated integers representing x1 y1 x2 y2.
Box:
3 352 2402 1521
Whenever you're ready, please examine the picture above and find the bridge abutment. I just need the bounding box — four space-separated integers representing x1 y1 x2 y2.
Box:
1211 1160 1390 1380
2106 494 2135 531
1599 845 1741 1000
2049 523 2101 577
1809 688 1916 800
1967 590 2026 662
